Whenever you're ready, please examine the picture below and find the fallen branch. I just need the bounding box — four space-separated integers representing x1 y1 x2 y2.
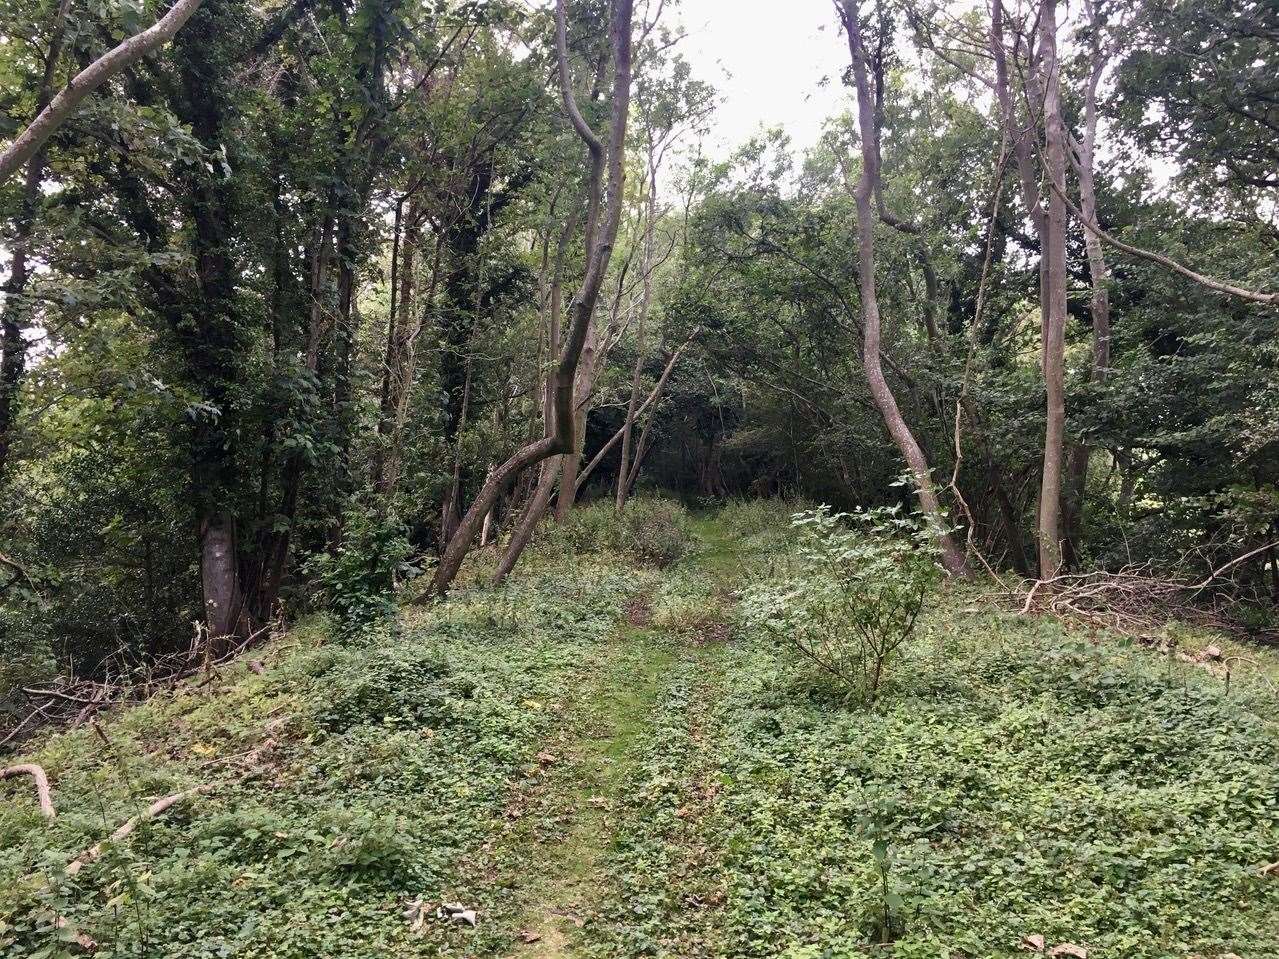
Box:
1191 540 1279 592
66 785 212 876
1 763 55 818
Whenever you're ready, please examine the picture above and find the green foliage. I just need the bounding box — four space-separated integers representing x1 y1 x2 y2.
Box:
0 553 646 957
741 506 942 704
303 504 419 639
539 497 693 568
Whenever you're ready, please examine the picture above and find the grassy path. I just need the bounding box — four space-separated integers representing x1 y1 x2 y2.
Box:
499 516 742 957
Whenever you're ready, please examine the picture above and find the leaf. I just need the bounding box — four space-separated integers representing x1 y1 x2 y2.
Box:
1021 934 1046 952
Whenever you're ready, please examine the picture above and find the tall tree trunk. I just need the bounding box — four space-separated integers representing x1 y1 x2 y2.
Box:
427 0 634 597
176 1 252 646
441 351 474 543
1063 0 1112 567
1035 0 1069 580
257 211 335 620
837 0 967 576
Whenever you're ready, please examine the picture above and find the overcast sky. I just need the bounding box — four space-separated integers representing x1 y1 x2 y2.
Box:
672 0 853 160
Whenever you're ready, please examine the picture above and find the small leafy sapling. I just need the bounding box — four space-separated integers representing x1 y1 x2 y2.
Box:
742 503 943 703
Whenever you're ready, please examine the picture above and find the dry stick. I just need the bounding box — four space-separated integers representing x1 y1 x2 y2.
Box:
66 785 212 876
0 0 205 183
1 764 55 818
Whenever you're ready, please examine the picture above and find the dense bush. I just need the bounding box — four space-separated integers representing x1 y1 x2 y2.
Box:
303 504 420 639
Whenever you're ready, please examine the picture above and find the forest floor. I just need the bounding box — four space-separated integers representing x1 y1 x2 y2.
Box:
2 503 1279 958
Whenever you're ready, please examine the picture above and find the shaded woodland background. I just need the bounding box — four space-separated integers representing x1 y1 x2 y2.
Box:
0 0 1276 705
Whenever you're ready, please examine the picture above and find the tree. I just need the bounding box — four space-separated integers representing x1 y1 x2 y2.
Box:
428 0 635 596
835 0 967 576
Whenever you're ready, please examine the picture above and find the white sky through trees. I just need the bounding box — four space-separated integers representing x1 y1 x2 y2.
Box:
677 0 852 160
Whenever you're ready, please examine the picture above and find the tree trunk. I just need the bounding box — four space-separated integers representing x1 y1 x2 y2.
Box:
617 139 660 511
427 0 634 597
1063 0 1112 568
837 0 967 576
1035 0 1069 580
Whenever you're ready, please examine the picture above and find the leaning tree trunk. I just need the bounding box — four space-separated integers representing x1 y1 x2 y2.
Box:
837 0 967 575
426 0 634 597
0 0 205 183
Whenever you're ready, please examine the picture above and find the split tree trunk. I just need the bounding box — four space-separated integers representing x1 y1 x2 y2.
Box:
427 0 634 597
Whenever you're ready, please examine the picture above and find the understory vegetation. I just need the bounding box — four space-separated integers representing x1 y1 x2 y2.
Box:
1 0 1277 954
3 504 1276 958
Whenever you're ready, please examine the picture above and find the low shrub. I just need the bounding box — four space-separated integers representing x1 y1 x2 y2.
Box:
741 505 942 703
718 496 812 539
303 503 421 639
538 496 692 568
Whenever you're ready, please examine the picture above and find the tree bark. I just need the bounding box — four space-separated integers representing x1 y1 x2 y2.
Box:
837 0 967 576
1035 0 1069 580
426 0 634 597
1063 0 1112 567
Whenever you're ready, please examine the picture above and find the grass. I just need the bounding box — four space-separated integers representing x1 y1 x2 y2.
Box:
2 499 1277 958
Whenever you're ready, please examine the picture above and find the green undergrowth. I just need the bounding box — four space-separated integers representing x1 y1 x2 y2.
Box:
0 558 652 958
3 500 1278 959
584 514 1279 959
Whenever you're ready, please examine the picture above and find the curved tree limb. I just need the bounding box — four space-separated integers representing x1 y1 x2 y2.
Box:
1046 177 1278 308
66 785 212 876
0 0 205 184
1 764 55 819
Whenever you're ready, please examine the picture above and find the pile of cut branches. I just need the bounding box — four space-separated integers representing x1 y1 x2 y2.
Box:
2 619 278 750
1005 538 1279 641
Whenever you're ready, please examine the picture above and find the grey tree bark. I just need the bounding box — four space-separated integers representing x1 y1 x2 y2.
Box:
1063 0 1113 566
0 0 205 183
1034 0 1069 580
836 0 968 576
